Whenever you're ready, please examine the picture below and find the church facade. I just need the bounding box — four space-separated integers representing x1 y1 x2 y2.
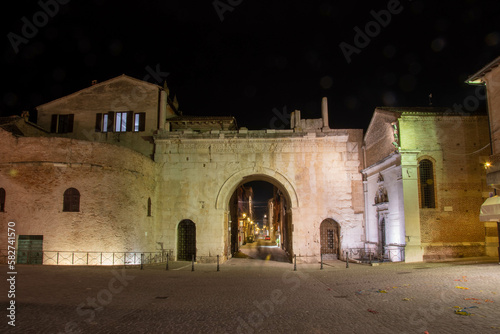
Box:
362 107 494 261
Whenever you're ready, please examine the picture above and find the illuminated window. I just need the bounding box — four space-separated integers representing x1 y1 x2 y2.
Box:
419 159 435 208
134 113 146 132
63 188 80 212
96 112 143 132
0 188 5 212
95 113 112 132
115 112 129 132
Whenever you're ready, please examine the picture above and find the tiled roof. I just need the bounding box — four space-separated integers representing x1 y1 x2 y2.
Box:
466 56 500 83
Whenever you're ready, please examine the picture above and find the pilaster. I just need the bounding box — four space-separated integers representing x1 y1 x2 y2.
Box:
400 150 424 262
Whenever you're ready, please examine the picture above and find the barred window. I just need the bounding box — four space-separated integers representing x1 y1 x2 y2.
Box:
419 159 435 208
63 188 80 212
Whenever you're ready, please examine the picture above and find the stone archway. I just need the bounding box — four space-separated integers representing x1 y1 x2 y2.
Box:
320 219 340 260
216 167 298 260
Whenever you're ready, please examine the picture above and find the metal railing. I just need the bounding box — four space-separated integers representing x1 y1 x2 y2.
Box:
346 246 405 263
0 249 173 266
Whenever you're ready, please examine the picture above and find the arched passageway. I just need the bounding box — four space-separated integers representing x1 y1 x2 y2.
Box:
223 173 295 262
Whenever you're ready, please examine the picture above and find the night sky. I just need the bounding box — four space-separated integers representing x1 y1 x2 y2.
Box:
2 0 500 131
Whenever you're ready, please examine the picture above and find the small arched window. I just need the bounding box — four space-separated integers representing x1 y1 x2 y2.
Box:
419 159 435 208
0 188 5 212
147 197 152 217
63 188 80 212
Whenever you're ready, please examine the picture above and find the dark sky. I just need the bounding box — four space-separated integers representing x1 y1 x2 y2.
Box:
2 0 500 130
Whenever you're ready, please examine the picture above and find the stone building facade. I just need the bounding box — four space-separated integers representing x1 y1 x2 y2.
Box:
0 76 364 264
362 107 494 262
153 126 365 263
2 72 495 265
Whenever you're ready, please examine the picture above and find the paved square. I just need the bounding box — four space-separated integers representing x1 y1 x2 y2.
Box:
1 258 499 333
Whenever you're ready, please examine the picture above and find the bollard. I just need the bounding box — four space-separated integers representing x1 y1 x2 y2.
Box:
140 253 144 270
346 251 349 269
369 252 372 265
294 254 297 271
217 255 220 272
192 254 195 272
320 252 323 270
166 253 169 271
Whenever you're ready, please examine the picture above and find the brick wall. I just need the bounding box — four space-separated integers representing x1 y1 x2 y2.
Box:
399 115 493 259
0 130 160 255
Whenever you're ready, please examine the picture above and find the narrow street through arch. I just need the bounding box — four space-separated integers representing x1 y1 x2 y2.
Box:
238 237 291 263
228 178 293 263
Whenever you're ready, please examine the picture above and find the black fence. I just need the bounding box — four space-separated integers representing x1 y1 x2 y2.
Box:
346 247 405 263
0 249 173 266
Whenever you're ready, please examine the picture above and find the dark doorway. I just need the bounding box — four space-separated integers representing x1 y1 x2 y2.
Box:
378 217 386 258
17 235 43 264
177 220 196 261
320 219 340 259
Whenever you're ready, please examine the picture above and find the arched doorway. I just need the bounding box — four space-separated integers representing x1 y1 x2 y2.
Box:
177 219 196 261
217 169 297 262
320 219 340 260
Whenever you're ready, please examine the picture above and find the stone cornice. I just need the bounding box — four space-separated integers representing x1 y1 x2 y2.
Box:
154 128 359 141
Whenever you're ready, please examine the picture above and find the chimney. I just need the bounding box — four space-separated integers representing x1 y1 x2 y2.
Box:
321 97 329 129
91 80 98 86
21 111 29 121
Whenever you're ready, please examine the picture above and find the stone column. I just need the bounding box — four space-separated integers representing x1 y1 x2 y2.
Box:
295 110 301 131
159 90 167 130
362 177 369 243
321 97 329 129
400 150 424 262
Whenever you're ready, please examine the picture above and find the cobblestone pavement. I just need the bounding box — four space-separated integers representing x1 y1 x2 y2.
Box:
238 240 291 262
1 258 499 334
